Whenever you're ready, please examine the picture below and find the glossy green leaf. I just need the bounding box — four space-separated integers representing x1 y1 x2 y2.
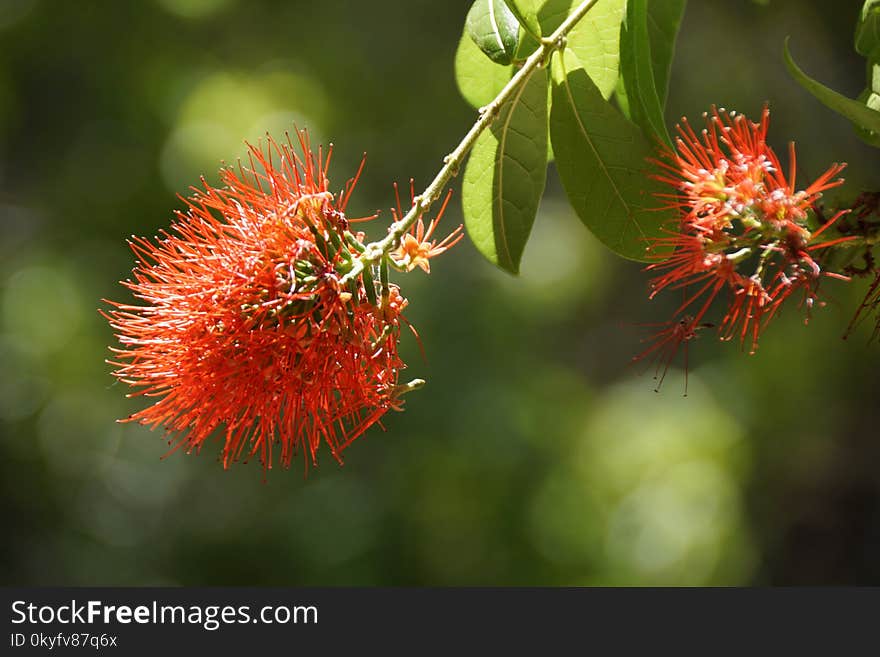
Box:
856 87 880 146
784 38 880 138
455 30 514 110
562 0 626 98
514 27 541 61
546 80 555 162
466 0 521 66
614 74 631 118
619 0 669 144
550 53 670 261
462 68 549 274
507 0 625 98
510 0 567 62
646 0 686 106
856 0 880 58
504 0 553 160
506 0 570 38
502 0 531 28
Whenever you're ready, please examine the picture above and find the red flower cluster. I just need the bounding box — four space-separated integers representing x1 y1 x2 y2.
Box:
104 132 457 474
636 107 851 385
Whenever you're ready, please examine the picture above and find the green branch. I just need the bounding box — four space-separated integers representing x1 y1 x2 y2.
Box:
340 0 601 284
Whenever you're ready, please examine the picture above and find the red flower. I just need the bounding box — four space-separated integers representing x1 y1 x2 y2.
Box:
637 107 850 381
633 316 713 394
389 181 463 274
104 132 449 475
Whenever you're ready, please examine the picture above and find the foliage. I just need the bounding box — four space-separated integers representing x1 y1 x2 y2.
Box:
457 0 678 268
785 1 880 146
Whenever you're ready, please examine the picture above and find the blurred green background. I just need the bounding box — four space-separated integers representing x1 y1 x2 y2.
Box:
1 0 879 586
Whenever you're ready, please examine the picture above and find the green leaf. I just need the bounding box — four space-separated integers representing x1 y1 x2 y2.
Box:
507 0 625 98
503 0 538 39
510 0 567 62
619 0 670 144
550 52 670 261
455 30 514 110
506 0 571 38
856 87 880 146
462 68 549 274
546 80 555 162
466 0 521 66
856 0 880 58
554 0 627 99
646 0 686 106
614 75 631 118
784 38 880 137
514 27 541 61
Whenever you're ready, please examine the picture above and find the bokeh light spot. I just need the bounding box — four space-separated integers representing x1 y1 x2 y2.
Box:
154 0 234 20
3 265 84 355
159 70 328 191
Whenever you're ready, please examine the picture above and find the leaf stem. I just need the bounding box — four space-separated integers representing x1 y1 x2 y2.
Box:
340 0 601 284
